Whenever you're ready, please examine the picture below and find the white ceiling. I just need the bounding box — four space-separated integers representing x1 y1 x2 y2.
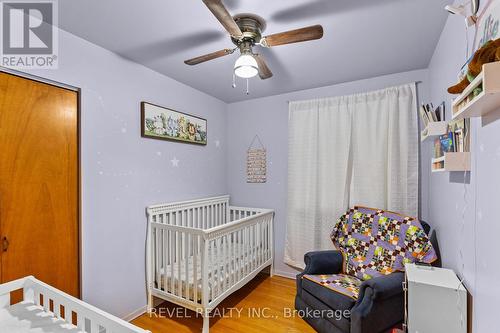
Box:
58 0 452 103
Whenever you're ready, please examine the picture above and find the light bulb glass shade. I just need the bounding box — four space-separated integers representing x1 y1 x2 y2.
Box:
234 54 259 78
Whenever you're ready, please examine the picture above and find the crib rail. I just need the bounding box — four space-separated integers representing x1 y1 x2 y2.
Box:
229 206 262 222
147 195 230 229
0 276 149 333
203 210 274 308
146 197 274 316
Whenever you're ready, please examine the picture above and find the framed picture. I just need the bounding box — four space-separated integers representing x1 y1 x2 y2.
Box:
141 102 207 145
473 0 500 52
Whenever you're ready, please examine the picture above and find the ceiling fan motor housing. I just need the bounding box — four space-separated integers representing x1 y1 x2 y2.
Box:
231 14 266 47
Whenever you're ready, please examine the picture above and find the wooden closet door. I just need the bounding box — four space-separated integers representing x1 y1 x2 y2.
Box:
0 72 79 297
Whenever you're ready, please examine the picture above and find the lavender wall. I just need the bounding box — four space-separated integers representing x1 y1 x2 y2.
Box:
427 10 500 332
11 11 496 330
226 69 430 278
20 29 228 319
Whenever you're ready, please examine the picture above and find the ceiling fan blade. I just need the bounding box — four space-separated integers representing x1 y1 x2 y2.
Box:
253 54 273 80
184 48 234 65
261 25 323 47
202 0 243 39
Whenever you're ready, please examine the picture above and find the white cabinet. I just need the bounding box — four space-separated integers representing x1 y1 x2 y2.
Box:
404 263 467 333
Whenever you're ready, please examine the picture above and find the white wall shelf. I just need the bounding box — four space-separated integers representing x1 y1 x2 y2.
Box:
421 121 448 142
452 62 500 120
431 152 470 173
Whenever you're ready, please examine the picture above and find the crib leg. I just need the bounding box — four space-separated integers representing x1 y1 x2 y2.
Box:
202 314 210 333
147 290 153 314
270 263 274 278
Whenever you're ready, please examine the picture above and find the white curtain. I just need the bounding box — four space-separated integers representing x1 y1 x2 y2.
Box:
285 83 418 269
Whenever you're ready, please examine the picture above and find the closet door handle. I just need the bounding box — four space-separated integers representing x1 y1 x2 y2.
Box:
2 237 9 252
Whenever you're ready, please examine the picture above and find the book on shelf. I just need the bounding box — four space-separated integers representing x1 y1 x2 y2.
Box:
440 132 455 153
432 118 470 159
420 105 430 127
434 137 443 158
420 103 445 126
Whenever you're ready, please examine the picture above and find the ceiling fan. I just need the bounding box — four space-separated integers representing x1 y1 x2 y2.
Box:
185 0 324 82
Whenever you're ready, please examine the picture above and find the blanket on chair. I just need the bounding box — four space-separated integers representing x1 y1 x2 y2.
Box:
331 206 437 281
302 207 437 300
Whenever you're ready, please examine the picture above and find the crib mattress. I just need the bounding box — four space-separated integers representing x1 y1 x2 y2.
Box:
0 301 80 333
156 244 270 301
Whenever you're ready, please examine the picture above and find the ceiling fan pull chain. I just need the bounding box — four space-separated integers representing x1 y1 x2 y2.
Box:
246 78 250 95
232 73 236 88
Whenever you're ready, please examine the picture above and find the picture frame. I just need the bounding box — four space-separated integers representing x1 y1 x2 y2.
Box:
141 102 207 145
473 0 500 52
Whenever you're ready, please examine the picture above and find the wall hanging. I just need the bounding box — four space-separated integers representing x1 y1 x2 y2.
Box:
247 135 267 183
141 102 207 145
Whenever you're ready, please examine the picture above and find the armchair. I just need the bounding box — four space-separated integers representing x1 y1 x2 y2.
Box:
295 212 439 333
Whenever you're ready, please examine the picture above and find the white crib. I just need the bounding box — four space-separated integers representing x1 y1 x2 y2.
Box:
146 195 274 333
0 276 149 333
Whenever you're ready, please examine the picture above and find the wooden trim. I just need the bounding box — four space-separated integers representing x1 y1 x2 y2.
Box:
0 68 79 92
76 87 82 299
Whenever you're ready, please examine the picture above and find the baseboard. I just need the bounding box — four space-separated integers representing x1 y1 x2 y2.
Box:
273 270 298 279
122 305 147 322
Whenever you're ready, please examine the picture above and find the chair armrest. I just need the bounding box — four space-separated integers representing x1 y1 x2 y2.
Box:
357 272 404 301
300 250 343 276
350 272 405 333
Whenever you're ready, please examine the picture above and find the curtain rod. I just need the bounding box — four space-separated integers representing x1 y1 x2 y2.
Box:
286 81 423 104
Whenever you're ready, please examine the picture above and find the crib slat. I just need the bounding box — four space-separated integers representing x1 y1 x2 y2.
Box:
248 226 251 273
214 238 219 298
231 232 235 286
250 225 254 272
223 234 228 293
238 229 242 281
264 218 267 262
235 230 239 282
268 217 271 261
196 207 200 229
214 204 218 227
53 300 61 318
76 313 84 330
211 239 217 300
260 221 263 266
163 229 168 293
244 227 248 275
251 225 255 272
91 320 99 333
185 232 190 300
193 235 198 303
217 237 222 297
201 239 209 309
211 206 215 228
63 305 68 322
177 231 181 297
170 229 175 295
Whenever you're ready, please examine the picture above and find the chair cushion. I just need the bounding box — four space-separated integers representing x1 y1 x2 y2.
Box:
331 206 437 280
302 274 361 310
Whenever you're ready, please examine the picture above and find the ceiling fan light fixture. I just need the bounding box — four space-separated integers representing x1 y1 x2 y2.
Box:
234 54 259 78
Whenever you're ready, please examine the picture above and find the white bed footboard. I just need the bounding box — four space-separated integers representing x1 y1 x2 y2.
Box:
0 276 149 333
146 196 274 333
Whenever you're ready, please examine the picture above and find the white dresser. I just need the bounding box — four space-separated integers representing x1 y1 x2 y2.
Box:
404 263 467 333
